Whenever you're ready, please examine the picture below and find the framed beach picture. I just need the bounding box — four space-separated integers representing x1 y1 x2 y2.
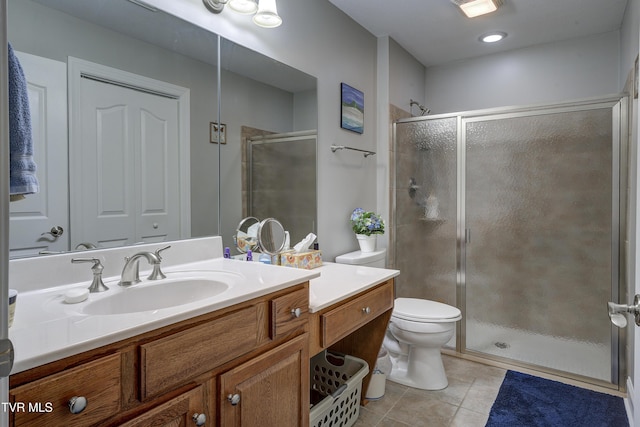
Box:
340 83 364 134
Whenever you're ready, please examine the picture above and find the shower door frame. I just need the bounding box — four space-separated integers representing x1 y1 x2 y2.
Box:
392 94 628 390
456 95 627 390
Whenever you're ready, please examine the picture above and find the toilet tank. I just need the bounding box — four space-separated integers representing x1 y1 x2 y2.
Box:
335 249 386 268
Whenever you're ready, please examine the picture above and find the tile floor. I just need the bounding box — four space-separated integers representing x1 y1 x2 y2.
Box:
354 354 507 427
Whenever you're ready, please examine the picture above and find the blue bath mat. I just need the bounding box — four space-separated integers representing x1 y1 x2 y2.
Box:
486 371 628 427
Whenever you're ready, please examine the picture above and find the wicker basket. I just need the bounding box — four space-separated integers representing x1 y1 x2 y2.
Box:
309 351 369 427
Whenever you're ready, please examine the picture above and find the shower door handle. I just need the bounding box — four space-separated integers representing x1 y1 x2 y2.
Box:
465 229 471 244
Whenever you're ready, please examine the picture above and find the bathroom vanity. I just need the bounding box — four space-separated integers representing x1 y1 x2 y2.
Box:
7 237 399 426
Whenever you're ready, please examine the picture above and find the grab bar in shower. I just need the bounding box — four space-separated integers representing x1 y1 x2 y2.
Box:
330 144 376 158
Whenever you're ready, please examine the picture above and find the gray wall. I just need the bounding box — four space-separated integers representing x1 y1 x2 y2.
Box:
149 0 379 261
424 31 621 114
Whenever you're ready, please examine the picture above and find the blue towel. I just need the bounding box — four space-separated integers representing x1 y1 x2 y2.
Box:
8 43 39 196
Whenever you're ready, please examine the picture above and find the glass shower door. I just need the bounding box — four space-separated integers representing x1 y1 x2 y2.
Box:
462 104 620 384
393 118 458 308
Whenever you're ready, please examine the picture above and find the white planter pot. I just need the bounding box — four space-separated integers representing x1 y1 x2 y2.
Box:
356 234 377 253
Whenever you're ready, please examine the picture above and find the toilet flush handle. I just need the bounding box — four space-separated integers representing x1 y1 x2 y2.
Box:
608 294 640 328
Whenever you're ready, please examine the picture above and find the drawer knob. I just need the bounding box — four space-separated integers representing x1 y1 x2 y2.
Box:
291 307 302 318
228 393 241 406
362 307 371 314
192 412 207 426
68 396 87 414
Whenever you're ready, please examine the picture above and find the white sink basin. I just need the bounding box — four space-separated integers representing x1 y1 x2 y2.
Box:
80 271 236 315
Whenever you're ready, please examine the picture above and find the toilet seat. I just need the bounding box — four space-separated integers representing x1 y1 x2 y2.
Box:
392 298 462 323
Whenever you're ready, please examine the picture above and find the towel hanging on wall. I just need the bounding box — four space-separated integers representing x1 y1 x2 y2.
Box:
8 43 39 200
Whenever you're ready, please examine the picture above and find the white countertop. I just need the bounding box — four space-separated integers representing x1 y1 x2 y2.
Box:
9 258 320 374
8 236 399 375
308 262 399 313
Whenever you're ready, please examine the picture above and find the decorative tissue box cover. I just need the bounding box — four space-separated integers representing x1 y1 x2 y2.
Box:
280 250 323 269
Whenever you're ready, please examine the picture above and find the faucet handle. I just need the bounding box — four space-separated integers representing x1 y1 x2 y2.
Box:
71 258 109 293
154 245 171 260
148 246 170 280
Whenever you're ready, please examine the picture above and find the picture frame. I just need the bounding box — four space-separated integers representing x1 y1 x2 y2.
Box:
340 83 364 134
210 122 226 144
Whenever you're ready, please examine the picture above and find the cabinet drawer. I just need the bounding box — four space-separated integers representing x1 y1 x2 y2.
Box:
140 304 259 399
11 354 121 427
321 280 394 347
271 287 308 339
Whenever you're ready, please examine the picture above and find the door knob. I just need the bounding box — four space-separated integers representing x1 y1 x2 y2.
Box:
42 226 64 238
608 295 640 328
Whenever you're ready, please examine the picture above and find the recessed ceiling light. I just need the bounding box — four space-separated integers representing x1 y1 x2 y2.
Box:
480 32 507 43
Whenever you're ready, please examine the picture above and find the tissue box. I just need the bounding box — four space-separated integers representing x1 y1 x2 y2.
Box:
280 250 323 269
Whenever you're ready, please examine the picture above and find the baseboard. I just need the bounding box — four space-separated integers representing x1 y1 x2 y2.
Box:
626 377 635 426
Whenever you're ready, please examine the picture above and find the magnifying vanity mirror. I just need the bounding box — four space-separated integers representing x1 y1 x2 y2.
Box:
234 216 260 253
256 218 286 255
7 0 318 258
234 216 286 256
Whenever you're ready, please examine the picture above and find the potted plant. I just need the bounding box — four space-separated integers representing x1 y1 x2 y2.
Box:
350 208 385 252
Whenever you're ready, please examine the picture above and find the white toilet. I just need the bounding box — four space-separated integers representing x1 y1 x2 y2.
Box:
334 249 461 391
335 248 387 268
384 298 461 390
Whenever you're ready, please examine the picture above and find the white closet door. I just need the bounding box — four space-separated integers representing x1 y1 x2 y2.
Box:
9 52 68 257
77 78 180 247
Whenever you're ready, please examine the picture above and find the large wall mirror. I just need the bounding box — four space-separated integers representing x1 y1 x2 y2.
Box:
7 0 317 258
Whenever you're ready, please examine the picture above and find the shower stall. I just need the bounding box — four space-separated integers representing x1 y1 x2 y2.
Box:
245 130 317 245
392 96 627 389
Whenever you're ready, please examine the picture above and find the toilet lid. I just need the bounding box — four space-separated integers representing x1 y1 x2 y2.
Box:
393 298 461 321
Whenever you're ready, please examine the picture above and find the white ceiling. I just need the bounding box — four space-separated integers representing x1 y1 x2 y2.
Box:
328 0 629 67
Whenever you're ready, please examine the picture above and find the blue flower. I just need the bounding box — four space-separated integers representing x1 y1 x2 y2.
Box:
350 208 385 236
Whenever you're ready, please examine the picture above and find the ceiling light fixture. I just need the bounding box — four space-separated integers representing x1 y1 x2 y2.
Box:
451 0 503 18
202 0 281 28
480 31 507 43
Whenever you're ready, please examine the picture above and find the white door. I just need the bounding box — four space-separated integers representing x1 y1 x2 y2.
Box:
9 52 68 257
75 77 181 247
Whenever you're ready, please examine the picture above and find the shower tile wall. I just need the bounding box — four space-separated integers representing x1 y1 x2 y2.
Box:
393 116 458 306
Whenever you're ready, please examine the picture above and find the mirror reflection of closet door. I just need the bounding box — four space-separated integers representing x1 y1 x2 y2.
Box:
75 78 181 247
9 52 68 257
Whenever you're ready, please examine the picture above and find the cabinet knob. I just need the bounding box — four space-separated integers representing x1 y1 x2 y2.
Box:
68 396 87 414
192 412 207 426
291 307 302 318
227 393 241 406
362 307 371 314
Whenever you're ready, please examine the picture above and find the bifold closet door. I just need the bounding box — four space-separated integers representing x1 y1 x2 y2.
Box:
462 104 618 384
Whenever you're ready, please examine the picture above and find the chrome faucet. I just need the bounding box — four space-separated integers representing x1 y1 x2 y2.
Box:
119 245 171 286
71 258 109 293
119 251 161 287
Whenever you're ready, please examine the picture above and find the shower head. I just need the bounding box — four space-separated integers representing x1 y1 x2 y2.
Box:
410 99 431 116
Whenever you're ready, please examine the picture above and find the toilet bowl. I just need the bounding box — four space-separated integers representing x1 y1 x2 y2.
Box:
383 297 461 390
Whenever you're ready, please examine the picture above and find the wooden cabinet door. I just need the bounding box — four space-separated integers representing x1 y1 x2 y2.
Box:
120 385 208 427
220 334 309 427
